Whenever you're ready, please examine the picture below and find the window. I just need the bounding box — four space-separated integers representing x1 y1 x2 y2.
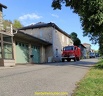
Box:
4 43 13 59
3 35 12 43
62 35 64 42
70 39 73 45
63 46 74 51
56 49 58 57
22 44 24 47
74 47 77 50
3 34 13 59
40 31 42 38
67 38 69 44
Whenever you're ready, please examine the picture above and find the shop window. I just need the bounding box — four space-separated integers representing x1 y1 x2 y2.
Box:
0 34 14 59
4 43 13 59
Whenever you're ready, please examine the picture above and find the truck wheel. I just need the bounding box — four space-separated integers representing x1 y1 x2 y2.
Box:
77 57 80 61
74 58 76 62
62 58 64 62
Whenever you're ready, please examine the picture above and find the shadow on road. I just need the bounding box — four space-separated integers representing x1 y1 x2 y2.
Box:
33 59 98 68
0 59 98 79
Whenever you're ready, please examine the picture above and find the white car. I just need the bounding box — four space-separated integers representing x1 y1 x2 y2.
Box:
89 53 95 58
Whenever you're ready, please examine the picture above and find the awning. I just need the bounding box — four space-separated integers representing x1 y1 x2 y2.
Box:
14 31 52 46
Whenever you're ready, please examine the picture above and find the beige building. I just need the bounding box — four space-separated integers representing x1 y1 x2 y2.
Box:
79 44 86 59
0 2 73 66
83 43 91 58
16 22 73 63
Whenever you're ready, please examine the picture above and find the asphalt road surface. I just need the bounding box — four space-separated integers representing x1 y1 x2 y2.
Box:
0 58 98 96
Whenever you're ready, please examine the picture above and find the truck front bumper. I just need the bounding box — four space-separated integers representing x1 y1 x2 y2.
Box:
62 56 75 59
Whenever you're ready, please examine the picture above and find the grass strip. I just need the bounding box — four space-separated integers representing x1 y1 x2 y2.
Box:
72 59 103 96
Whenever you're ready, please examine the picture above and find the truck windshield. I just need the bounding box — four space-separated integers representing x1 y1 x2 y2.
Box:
63 46 74 51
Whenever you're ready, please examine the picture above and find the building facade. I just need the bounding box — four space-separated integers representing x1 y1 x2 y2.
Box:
79 44 86 59
83 43 91 58
0 3 73 66
13 31 51 64
14 22 73 64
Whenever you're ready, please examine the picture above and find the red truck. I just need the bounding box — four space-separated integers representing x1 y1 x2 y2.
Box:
62 46 81 62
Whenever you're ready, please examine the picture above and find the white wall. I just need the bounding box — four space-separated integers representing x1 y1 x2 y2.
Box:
21 27 73 62
52 29 73 62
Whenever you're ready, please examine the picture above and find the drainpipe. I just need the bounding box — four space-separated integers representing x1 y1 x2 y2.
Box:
10 24 18 35
10 24 13 35
10 24 19 35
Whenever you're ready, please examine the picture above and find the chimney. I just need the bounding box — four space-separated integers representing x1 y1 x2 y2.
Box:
0 3 7 31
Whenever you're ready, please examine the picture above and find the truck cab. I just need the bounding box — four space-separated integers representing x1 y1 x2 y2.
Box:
62 46 81 62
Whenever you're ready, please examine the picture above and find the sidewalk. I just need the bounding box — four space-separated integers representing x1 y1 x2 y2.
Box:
0 66 14 70
0 63 48 70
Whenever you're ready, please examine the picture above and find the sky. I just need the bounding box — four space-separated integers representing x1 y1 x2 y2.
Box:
1 0 99 50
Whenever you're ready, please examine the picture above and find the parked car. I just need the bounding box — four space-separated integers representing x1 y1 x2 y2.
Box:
89 52 95 58
95 53 100 57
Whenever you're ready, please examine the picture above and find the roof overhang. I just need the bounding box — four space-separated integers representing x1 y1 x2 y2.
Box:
14 31 52 46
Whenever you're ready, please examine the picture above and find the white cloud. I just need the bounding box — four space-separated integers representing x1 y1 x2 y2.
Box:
18 13 42 21
51 14 59 18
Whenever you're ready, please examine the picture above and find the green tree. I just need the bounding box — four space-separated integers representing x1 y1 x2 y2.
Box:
70 32 81 46
98 34 103 55
52 0 103 51
3 20 12 31
13 20 23 29
70 32 77 39
3 19 23 31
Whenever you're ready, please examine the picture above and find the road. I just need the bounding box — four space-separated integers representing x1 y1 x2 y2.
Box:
0 58 98 96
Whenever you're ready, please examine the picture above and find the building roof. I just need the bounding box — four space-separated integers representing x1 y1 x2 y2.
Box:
83 43 90 45
19 22 71 38
83 43 91 46
0 3 7 9
80 44 86 48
